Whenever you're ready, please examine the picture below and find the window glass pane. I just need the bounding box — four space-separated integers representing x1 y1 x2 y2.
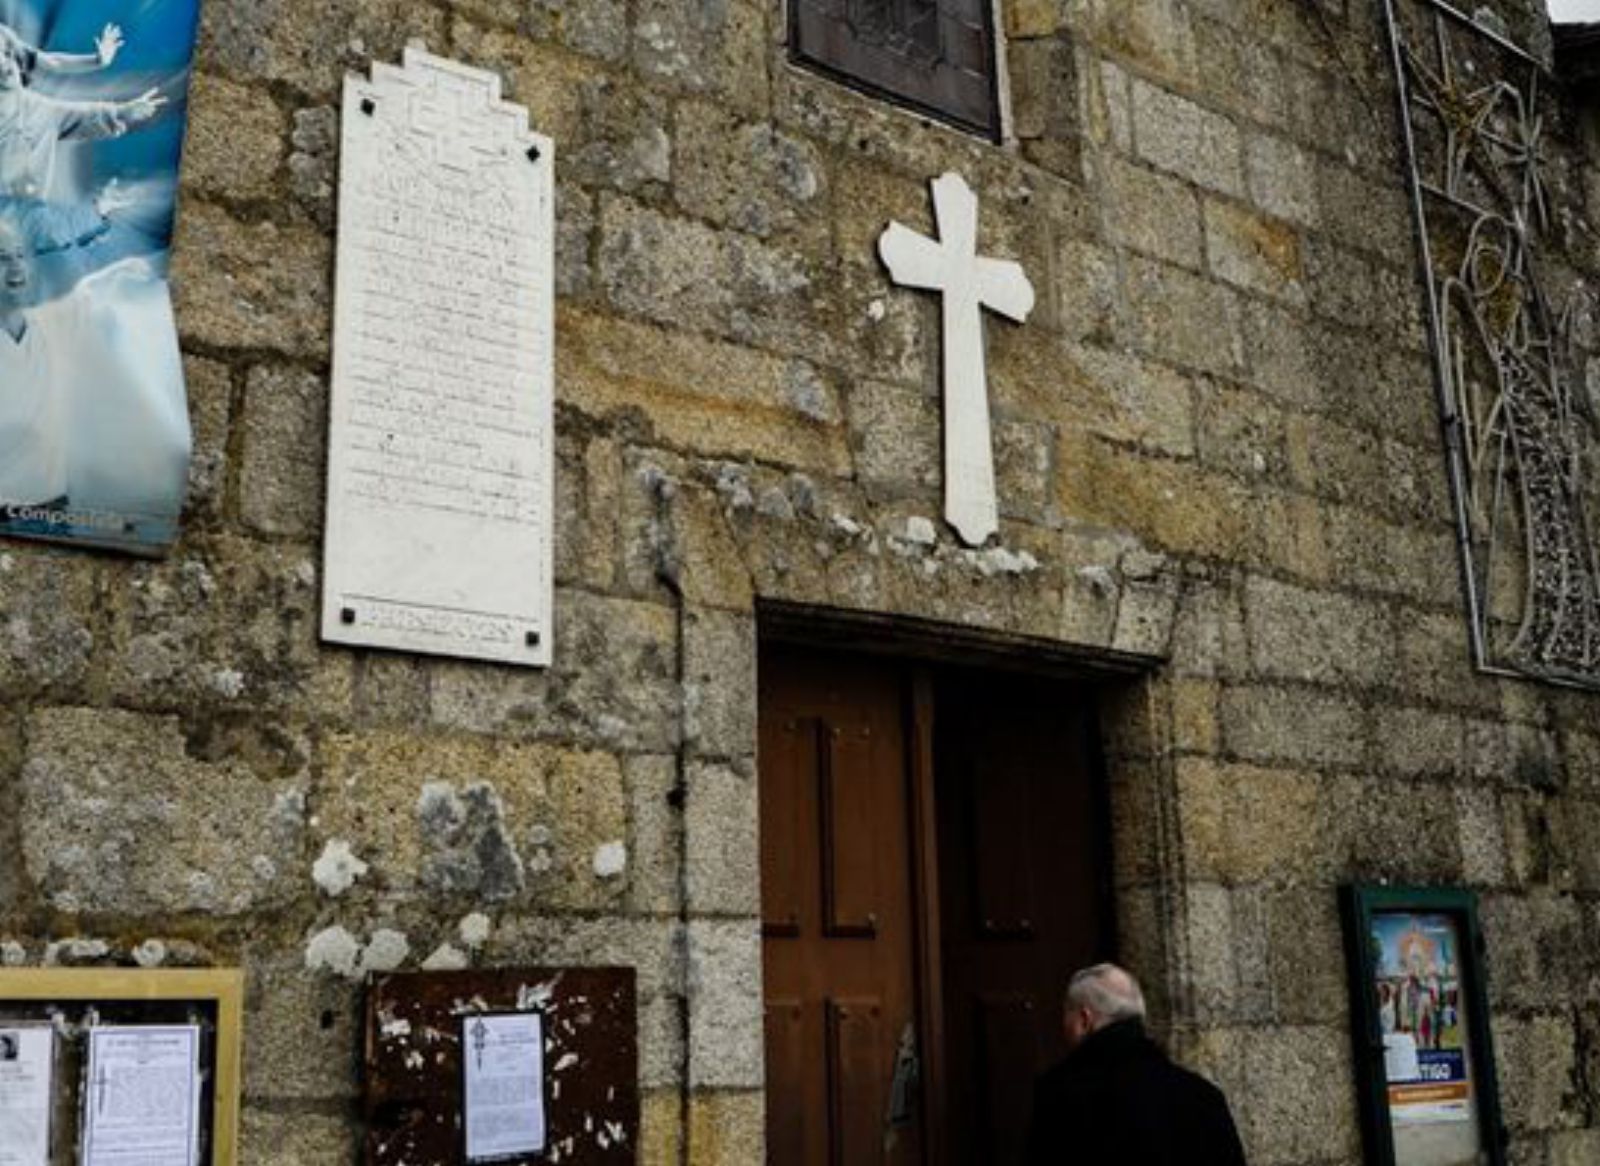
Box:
791 0 998 136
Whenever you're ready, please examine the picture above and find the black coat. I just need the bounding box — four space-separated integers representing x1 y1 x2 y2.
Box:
1024 1020 1248 1166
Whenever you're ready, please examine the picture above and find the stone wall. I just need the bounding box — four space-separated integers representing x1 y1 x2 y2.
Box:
3 0 1600 1162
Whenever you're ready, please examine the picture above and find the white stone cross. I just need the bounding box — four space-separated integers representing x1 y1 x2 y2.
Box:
878 172 1034 547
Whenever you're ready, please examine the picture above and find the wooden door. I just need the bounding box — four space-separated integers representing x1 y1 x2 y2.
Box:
759 643 1110 1164
760 649 925 1166
931 668 1109 1164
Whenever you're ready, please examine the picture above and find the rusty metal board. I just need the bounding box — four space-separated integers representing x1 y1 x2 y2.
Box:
364 968 638 1165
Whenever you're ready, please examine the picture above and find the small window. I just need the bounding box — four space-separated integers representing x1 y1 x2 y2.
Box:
790 0 1002 138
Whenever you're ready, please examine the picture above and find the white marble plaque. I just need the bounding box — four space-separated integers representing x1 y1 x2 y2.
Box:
322 47 554 666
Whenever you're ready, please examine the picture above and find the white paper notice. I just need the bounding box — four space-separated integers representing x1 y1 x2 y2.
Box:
0 1026 54 1166
463 1013 546 1161
81 1026 201 1166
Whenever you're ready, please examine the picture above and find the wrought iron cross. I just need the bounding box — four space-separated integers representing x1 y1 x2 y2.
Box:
878 172 1034 546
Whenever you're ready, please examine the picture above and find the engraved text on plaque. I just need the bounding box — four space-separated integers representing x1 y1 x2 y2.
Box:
322 47 554 666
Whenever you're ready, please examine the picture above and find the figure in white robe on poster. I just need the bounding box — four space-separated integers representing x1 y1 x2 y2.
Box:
0 213 188 535
0 18 169 303
0 21 124 79
0 25 165 200
0 211 66 506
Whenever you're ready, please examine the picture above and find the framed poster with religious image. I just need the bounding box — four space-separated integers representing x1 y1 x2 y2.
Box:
1340 886 1507 1166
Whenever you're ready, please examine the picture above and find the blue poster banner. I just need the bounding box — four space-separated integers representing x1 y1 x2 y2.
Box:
0 0 200 554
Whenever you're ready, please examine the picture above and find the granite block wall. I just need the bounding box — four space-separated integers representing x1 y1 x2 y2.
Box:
1 0 1598 1162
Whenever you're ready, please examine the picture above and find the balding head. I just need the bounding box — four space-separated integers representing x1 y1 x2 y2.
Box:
1062 963 1146 1049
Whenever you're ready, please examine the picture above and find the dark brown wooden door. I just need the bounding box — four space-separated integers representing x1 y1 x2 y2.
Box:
761 649 925 1166
760 643 1108 1165
932 669 1108 1165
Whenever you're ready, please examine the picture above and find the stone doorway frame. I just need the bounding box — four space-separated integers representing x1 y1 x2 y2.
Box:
634 456 1204 1161
700 598 1200 1161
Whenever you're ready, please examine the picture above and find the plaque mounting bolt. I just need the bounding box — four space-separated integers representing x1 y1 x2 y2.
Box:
341 607 357 625
526 145 541 163
360 98 376 116
525 630 541 647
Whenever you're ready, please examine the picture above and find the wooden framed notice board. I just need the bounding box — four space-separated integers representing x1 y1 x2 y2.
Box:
1340 886 1507 1166
0 967 244 1166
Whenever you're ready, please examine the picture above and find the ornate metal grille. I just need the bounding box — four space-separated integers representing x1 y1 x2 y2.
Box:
790 0 999 137
1383 0 1600 688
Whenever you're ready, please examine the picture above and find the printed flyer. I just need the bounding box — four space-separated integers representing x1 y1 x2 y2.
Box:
463 1012 547 1162
81 1025 202 1166
0 1025 53 1166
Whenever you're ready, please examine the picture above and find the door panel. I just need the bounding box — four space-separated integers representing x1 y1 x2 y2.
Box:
760 649 922 1166
971 748 1037 939
821 723 887 938
827 997 887 1162
765 999 808 1166
976 992 1042 1165
934 670 1109 1165
761 721 810 938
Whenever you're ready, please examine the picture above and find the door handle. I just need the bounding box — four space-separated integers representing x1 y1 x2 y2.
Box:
886 1022 921 1132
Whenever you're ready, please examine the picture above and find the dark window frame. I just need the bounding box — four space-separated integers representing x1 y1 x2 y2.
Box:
787 0 1005 141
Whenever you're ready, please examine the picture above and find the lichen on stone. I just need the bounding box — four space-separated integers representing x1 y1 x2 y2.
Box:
312 838 369 898
133 939 168 968
904 516 938 547
210 668 247 698
459 913 493 948
420 942 469 970
304 925 361 978
360 928 410 973
417 780 526 900
43 938 109 966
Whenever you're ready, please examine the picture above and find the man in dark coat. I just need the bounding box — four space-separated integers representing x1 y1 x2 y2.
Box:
1025 963 1248 1165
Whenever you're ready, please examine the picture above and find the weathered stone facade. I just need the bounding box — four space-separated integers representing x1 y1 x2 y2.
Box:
3 0 1600 1162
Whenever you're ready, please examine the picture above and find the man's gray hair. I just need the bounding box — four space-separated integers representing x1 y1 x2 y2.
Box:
1066 963 1147 1025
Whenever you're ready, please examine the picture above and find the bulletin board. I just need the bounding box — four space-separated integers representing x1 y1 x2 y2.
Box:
0 968 244 1166
1340 886 1507 1166
363 967 638 1165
